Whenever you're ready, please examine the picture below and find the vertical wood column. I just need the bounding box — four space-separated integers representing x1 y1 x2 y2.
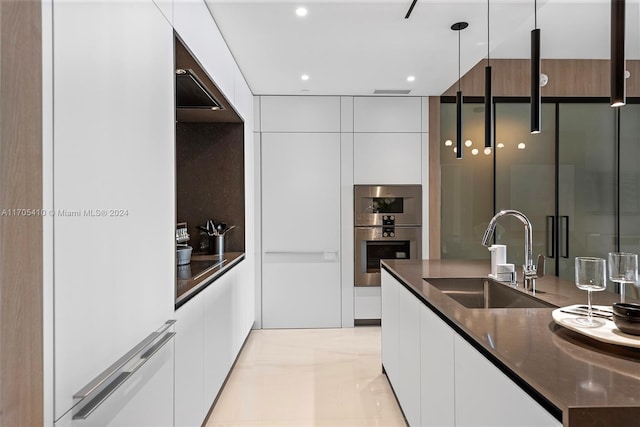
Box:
0 1 43 425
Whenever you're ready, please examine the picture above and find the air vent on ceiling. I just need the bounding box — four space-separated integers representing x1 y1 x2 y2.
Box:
373 89 411 95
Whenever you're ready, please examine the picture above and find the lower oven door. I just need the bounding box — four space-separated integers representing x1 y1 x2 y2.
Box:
354 226 421 287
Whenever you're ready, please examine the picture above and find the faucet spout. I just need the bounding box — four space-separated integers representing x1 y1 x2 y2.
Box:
482 210 541 291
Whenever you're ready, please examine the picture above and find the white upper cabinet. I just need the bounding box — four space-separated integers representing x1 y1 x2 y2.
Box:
52 0 175 419
354 97 423 133
260 96 341 132
353 133 423 184
174 0 235 103
234 64 253 122
153 0 173 24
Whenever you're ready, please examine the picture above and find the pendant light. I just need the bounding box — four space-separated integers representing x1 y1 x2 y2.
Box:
452 21 468 159
611 0 626 107
530 0 541 134
485 0 493 148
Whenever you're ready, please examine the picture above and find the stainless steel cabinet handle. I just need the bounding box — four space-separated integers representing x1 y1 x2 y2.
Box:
72 319 176 420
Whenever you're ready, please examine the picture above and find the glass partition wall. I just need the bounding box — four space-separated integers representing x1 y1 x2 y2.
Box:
441 99 639 286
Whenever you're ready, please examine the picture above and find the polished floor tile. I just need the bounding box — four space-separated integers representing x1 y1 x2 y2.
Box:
206 327 406 427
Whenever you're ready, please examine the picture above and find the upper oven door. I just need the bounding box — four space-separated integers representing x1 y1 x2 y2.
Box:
354 185 422 226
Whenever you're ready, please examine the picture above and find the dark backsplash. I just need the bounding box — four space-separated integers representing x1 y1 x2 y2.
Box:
176 122 245 254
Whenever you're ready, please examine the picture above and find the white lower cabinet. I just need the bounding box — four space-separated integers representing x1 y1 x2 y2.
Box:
454 336 561 427
382 270 420 426
54 339 174 427
396 285 422 427
382 271 561 427
175 294 205 427
174 266 253 427
381 270 399 385
420 305 455 427
203 270 235 406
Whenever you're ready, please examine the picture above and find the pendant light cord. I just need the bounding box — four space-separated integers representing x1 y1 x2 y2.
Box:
534 0 537 29
487 0 490 64
458 30 461 91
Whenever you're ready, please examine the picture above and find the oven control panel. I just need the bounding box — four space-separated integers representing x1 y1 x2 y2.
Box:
382 215 395 237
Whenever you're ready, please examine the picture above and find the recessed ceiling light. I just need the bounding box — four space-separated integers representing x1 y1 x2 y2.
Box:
301 74 310 81
471 148 479 156
465 139 473 147
444 139 453 147
518 142 526 150
497 142 505 148
484 148 492 155
407 75 416 82
296 7 308 17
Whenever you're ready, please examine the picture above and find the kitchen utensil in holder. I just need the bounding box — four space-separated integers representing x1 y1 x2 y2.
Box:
215 234 224 258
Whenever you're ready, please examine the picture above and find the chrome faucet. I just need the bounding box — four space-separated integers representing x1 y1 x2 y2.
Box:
482 209 544 292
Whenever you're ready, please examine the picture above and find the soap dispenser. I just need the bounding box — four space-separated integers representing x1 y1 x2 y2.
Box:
488 244 506 279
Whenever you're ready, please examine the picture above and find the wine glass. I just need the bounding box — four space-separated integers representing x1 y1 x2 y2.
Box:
608 252 638 303
574 257 607 327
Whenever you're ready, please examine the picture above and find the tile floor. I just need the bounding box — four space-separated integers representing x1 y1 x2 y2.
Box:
206 326 406 427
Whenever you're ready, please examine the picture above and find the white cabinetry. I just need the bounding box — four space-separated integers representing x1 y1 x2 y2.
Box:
260 96 341 132
174 265 252 427
261 132 341 328
54 338 175 427
354 97 422 133
175 295 205 426
153 0 173 23
420 305 455 427
382 271 561 427
381 270 420 426
173 0 235 103
381 270 399 380
396 284 422 427
353 133 423 184
51 0 175 420
454 336 560 427
203 270 236 405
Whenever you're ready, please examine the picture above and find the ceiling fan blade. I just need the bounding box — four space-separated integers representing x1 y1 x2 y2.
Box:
404 0 418 19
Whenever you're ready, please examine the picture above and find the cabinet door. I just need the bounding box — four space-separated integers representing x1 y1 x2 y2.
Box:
420 306 455 427
353 97 422 133
353 133 423 184
381 270 399 382
261 133 341 328
260 96 341 132
52 0 175 418
54 336 175 427
396 284 421 427
454 336 561 427
175 297 205 427
203 271 236 408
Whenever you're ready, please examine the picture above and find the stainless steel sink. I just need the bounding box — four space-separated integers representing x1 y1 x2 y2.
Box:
424 277 555 309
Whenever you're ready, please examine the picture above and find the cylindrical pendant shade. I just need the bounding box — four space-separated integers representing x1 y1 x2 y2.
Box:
530 28 541 134
456 90 463 159
485 65 493 148
611 0 626 107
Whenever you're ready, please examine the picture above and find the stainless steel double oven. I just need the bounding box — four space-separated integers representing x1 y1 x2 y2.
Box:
354 185 422 287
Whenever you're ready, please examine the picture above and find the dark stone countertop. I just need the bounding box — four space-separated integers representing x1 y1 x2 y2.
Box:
176 252 244 309
381 259 640 427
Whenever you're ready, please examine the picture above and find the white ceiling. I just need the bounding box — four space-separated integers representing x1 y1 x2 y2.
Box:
205 0 640 96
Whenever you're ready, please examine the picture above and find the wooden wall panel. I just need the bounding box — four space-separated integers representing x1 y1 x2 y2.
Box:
0 1 43 425
443 59 640 98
